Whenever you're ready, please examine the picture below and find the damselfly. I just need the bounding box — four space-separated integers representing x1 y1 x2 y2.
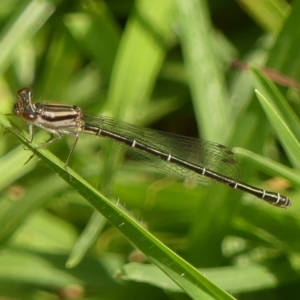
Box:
12 88 291 208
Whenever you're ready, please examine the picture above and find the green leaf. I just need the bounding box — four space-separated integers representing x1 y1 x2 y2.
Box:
250 66 300 169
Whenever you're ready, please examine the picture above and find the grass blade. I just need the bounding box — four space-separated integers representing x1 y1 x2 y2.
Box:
0 111 236 300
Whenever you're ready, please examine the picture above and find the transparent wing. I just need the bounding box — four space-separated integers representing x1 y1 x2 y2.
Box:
83 114 239 183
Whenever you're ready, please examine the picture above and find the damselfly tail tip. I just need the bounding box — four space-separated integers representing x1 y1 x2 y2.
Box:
275 194 291 208
263 191 291 208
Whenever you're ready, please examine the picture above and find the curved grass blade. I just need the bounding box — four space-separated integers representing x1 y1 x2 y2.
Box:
251 66 300 170
0 112 236 300
234 147 300 189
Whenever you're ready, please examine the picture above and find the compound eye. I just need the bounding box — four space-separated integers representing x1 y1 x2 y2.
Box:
22 112 38 122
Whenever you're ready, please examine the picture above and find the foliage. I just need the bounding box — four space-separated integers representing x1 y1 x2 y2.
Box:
0 0 299 299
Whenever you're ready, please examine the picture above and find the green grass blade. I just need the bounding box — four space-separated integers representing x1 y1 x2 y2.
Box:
106 0 174 119
250 67 300 169
0 112 236 300
234 147 300 189
0 0 54 74
267 0 300 76
237 0 289 33
65 3 120 81
236 202 300 252
121 260 300 294
175 0 231 142
66 212 107 268
0 146 35 191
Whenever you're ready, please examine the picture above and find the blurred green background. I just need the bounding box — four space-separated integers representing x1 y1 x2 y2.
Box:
0 0 300 299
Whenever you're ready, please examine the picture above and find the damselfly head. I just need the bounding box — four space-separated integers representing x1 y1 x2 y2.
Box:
13 87 38 123
14 88 35 115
